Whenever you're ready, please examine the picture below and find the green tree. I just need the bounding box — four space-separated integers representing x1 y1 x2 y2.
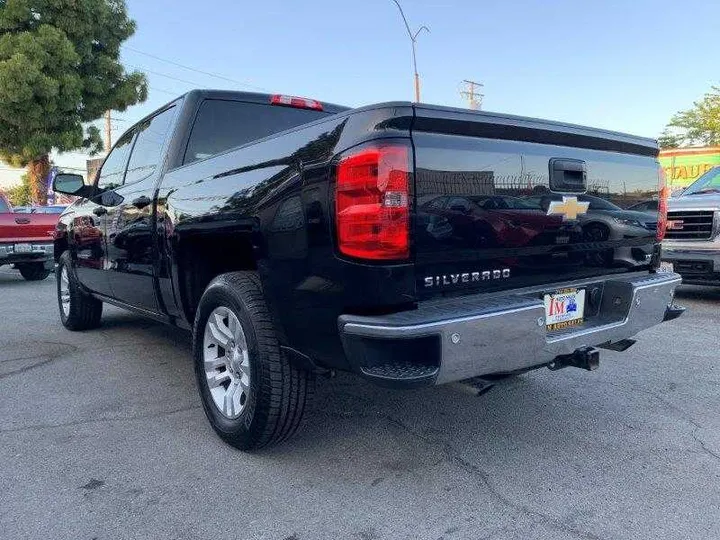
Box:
3 173 30 206
663 86 720 148
0 0 147 204
657 128 683 150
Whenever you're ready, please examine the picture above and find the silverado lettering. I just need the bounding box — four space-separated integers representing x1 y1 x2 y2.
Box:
424 269 511 288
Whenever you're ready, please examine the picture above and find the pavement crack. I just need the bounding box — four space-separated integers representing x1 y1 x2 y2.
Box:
0 341 79 380
0 405 201 434
629 386 720 462
691 428 720 462
385 415 606 540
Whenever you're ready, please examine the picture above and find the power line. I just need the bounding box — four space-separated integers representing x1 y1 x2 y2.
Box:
0 165 87 172
391 0 430 102
149 86 184 96
460 79 484 110
126 63 208 88
123 45 268 92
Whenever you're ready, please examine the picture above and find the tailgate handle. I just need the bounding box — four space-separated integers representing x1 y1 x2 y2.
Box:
14 217 30 224
549 158 586 193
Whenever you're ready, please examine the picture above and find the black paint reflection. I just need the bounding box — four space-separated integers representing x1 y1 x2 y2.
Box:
413 133 661 296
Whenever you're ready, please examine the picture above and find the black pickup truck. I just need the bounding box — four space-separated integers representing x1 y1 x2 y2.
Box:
53 90 683 450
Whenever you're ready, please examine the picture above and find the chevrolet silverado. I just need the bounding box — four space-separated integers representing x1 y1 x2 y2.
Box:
52 90 684 450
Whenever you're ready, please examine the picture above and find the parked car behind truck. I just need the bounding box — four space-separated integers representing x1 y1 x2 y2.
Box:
52 90 683 450
0 193 56 280
662 166 720 285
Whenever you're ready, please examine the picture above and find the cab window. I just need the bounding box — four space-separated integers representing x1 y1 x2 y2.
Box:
183 99 328 165
124 107 176 185
97 132 134 191
685 167 720 195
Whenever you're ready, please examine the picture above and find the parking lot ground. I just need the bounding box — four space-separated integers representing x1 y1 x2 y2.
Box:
0 268 719 540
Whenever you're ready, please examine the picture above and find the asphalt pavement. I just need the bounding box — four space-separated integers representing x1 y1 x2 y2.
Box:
0 268 718 540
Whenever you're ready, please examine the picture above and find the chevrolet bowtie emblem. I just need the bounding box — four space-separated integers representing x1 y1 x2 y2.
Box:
547 196 590 220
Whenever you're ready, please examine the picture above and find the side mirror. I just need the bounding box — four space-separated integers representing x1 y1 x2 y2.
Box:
53 173 90 197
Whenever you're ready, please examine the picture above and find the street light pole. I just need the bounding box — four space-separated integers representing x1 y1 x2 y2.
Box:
392 0 429 103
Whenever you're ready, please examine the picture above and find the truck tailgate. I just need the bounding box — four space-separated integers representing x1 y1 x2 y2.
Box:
411 105 662 299
0 213 58 243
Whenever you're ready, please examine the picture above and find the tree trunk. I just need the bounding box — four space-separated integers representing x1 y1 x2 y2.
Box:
27 155 51 206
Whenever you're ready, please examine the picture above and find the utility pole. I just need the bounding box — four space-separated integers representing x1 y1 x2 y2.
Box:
105 110 112 153
460 80 484 110
392 0 429 102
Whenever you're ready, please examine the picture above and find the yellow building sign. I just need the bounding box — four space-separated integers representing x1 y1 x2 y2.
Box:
659 147 720 189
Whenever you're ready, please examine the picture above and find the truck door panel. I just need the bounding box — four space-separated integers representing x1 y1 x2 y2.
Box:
73 132 134 296
105 106 177 312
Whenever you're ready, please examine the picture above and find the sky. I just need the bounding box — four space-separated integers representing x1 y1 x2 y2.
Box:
3 0 718 186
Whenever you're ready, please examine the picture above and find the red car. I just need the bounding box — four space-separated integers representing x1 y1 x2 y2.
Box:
419 195 567 248
0 193 59 280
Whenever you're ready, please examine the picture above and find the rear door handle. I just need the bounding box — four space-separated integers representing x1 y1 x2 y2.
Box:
131 196 152 209
92 207 107 217
14 217 30 224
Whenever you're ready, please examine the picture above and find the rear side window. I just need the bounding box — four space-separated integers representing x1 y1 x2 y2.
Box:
124 106 176 185
183 99 327 165
0 197 9 213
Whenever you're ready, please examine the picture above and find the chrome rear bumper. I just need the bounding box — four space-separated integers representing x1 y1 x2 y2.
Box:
339 272 682 386
0 242 54 266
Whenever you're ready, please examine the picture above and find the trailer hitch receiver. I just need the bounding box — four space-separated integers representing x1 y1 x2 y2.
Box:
548 346 600 372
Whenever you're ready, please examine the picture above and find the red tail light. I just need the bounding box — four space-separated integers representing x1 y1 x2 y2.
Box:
335 143 411 260
270 94 323 111
657 166 669 241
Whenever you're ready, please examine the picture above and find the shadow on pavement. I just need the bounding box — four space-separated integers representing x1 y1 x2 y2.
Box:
675 284 720 302
0 269 51 286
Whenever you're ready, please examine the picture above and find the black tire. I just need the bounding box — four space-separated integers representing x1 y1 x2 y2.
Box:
18 262 51 281
193 272 314 451
57 251 103 331
584 223 610 242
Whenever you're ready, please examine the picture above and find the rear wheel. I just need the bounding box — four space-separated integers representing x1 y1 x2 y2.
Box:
584 223 610 242
17 262 51 281
193 272 314 451
57 251 103 331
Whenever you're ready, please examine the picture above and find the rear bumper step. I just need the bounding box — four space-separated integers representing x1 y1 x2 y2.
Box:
338 272 682 387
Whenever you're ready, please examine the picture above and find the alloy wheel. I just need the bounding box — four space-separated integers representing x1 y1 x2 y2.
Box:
60 266 71 317
202 306 251 419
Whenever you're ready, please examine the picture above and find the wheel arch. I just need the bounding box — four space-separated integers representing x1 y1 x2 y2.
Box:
174 229 260 325
54 235 69 263
581 219 612 240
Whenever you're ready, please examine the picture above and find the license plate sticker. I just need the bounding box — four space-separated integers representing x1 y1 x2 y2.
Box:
14 243 32 253
659 261 674 273
544 288 585 331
